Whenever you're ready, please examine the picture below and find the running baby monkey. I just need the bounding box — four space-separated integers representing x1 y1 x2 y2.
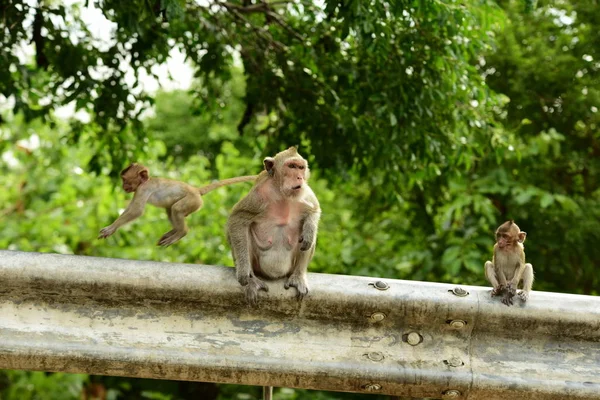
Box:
99 163 257 246
227 147 321 305
484 220 534 306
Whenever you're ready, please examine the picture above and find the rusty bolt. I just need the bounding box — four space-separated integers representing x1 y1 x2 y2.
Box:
442 389 462 398
449 287 469 297
406 331 423 346
449 320 467 329
362 383 382 392
369 312 386 322
365 351 385 362
369 281 390 291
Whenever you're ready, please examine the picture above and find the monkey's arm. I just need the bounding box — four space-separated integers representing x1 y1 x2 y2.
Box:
509 255 527 287
492 251 509 286
98 191 151 238
299 194 321 251
497 268 508 286
227 193 264 285
502 261 523 306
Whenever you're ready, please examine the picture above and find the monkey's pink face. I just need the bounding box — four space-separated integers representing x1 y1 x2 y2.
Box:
282 159 307 196
496 232 516 248
496 228 526 249
497 235 509 248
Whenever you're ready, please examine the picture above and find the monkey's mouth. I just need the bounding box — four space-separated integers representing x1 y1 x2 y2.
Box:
292 185 302 191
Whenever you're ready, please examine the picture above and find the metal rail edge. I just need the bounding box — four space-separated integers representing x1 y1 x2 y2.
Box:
0 250 598 399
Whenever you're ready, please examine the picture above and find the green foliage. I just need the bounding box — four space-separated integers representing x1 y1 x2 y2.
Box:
0 371 87 400
216 385 392 400
1 0 504 178
146 70 247 167
479 0 600 294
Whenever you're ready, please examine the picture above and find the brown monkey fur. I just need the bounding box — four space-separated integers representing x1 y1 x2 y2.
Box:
98 163 257 246
226 147 321 305
484 220 534 306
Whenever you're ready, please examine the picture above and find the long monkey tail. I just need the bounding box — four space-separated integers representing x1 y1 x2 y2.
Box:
197 175 257 195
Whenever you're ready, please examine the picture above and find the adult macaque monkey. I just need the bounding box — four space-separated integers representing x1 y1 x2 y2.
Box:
227 147 321 305
99 163 257 246
484 220 534 306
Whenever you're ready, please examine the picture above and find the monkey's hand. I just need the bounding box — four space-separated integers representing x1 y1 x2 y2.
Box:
298 233 314 251
285 275 309 300
237 270 252 287
244 277 269 306
491 284 505 297
98 226 116 239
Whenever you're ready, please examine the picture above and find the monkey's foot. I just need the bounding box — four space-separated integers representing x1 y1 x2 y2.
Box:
518 290 529 302
244 277 269 306
491 285 506 297
284 275 309 300
157 230 186 246
502 285 517 306
501 294 514 306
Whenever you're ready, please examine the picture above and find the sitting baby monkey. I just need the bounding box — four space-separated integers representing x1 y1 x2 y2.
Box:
484 220 534 306
99 163 256 246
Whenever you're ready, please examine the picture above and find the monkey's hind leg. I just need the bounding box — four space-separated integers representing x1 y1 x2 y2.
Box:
485 261 505 297
157 195 202 246
518 263 534 302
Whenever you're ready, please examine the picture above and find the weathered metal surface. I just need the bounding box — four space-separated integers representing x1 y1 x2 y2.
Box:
0 250 598 399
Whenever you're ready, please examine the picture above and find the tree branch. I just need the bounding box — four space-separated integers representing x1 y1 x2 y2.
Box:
221 4 286 51
220 1 295 13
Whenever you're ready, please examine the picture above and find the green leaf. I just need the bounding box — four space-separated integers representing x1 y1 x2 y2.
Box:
540 193 554 209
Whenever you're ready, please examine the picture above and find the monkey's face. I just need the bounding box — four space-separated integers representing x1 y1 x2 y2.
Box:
121 169 148 193
121 176 138 193
496 231 512 249
495 224 525 249
281 158 308 197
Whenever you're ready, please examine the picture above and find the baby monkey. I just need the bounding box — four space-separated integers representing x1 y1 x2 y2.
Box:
484 220 534 306
99 163 257 246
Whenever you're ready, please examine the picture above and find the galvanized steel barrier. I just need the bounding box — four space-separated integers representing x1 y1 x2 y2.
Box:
0 250 599 399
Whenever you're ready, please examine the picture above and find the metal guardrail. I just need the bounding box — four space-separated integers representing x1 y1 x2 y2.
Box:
0 250 599 399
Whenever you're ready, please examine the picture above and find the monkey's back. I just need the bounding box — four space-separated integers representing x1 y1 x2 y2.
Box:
147 178 199 208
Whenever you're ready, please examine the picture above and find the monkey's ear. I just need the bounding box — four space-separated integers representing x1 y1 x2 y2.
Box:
263 157 275 176
139 169 149 182
518 231 527 243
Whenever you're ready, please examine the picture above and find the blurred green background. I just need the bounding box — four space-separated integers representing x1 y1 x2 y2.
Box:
1 0 598 398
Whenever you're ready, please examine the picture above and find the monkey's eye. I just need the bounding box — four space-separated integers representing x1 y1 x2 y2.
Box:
288 164 296 169
299 165 305 170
